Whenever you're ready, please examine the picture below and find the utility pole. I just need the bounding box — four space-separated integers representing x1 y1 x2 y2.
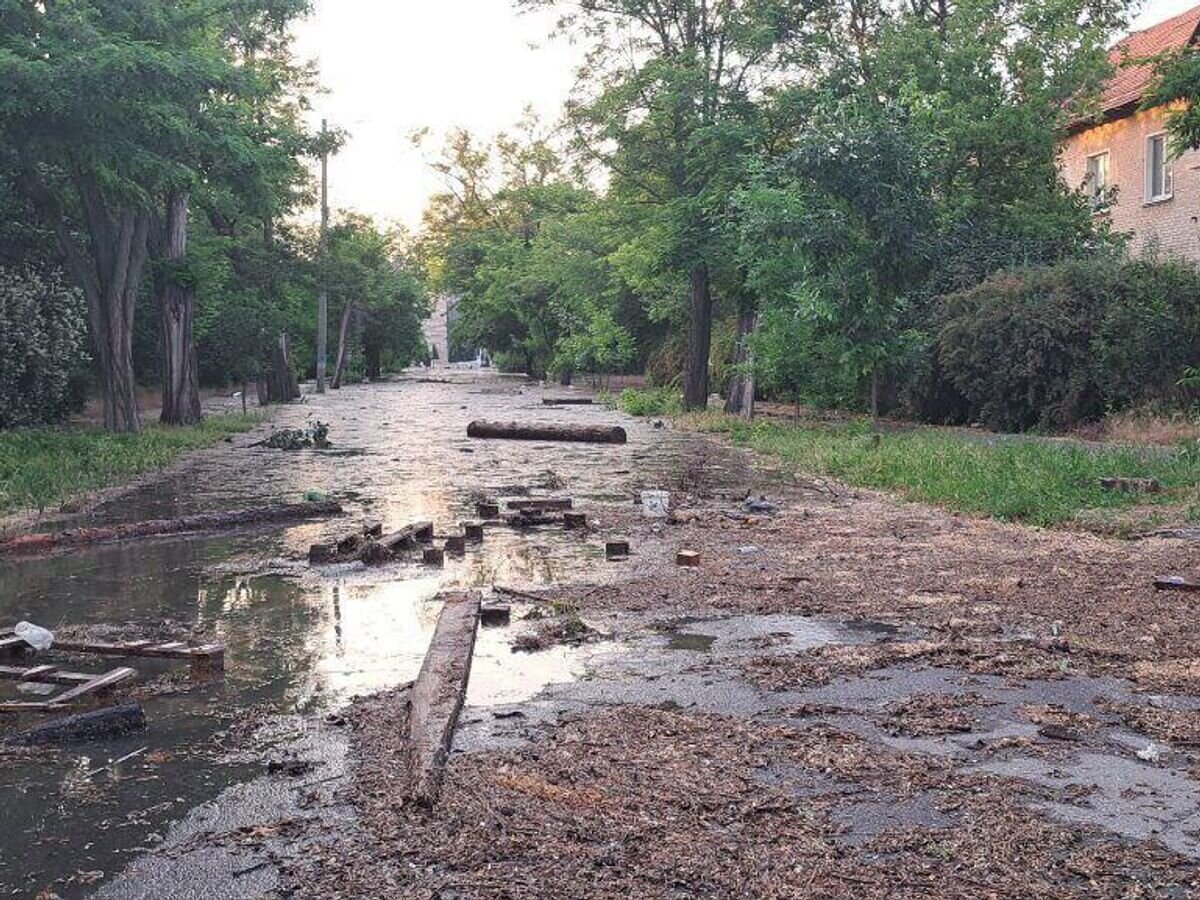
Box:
316 118 329 394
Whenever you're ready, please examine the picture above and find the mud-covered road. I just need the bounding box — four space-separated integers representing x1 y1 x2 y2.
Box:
4 372 1200 898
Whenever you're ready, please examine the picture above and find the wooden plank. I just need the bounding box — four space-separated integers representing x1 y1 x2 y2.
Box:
0 665 93 685
49 639 224 663
378 521 435 553
506 498 573 511
0 636 27 655
0 500 345 556
51 667 137 705
406 591 481 807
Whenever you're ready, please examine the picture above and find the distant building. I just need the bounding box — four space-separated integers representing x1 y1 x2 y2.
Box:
1060 5 1200 260
421 294 456 367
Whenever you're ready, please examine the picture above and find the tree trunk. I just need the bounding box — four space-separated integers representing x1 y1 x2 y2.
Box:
724 309 758 420
683 263 713 411
559 369 573 387
157 192 202 426
871 366 880 431
331 303 354 389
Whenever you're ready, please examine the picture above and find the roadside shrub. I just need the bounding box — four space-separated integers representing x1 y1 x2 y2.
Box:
605 387 682 417
934 256 1200 432
0 267 90 428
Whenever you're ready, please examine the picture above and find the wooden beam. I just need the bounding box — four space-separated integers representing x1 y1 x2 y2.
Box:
51 667 137 705
406 591 481 807
506 498 573 511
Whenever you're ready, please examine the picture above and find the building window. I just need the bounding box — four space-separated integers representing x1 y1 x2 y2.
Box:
1146 133 1173 202
1086 151 1110 208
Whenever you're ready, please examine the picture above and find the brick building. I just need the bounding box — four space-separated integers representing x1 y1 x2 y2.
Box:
1060 5 1200 260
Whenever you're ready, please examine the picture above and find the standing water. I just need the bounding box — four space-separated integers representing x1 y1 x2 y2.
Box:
0 373 752 898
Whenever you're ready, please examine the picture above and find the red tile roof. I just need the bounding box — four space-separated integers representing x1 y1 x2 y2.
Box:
1101 4 1200 115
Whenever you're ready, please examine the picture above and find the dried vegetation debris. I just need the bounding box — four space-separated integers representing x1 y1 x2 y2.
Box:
281 703 1198 899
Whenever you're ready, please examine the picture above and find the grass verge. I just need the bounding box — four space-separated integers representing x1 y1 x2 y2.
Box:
690 414 1200 530
600 387 683 417
0 413 261 516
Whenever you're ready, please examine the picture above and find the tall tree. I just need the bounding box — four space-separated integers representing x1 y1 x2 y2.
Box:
520 0 832 409
0 0 316 431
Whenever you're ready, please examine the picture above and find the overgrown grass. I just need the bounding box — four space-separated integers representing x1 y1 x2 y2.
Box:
0 413 261 516
601 387 683 417
692 415 1200 529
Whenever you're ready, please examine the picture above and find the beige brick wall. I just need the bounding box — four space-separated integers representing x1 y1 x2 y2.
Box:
1061 105 1200 260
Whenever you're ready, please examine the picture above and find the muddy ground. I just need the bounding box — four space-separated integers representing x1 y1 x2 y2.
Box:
4 372 1200 898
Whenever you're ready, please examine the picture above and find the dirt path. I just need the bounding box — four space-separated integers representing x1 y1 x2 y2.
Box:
5 373 1200 898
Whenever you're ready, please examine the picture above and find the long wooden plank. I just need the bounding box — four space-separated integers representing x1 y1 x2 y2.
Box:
0 500 345 556
44 639 225 663
406 591 481 807
51 667 137 705
506 498 573 511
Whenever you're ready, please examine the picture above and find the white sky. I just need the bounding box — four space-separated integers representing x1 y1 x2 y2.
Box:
292 1 580 231
293 0 1192 231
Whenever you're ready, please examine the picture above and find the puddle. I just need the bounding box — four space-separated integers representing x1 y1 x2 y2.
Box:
664 631 717 652
0 373 761 898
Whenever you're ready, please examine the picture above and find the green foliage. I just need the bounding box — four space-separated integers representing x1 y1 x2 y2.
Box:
700 417 1200 528
0 414 260 514
603 387 683 417
0 268 90 428
935 257 1200 432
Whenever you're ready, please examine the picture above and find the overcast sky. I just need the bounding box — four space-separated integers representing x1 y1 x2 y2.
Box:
292 0 1192 231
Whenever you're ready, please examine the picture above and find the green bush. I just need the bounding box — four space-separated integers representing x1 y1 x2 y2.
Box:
604 387 682 417
0 267 90 428
934 257 1200 432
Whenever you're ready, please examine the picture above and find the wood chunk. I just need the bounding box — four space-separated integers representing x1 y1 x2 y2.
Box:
542 397 594 406
476 502 501 520
676 550 701 568
406 591 481 806
463 523 485 543
480 602 512 626
606 540 631 561
467 420 627 445
564 512 588 530
423 547 445 567
363 520 384 538
358 541 394 566
506 498 573 512
444 535 466 555
308 542 338 564
4 703 146 745
378 521 435 553
1154 576 1200 593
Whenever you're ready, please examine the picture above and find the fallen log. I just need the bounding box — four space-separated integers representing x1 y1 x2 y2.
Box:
542 398 594 406
467 420 627 445
1 501 345 557
406 591 481 806
4 703 146 745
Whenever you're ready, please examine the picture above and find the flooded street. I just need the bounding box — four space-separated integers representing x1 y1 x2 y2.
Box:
0 373 753 898
4 373 1200 898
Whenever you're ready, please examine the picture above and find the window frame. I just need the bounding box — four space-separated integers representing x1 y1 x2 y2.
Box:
1085 149 1111 209
1145 131 1174 203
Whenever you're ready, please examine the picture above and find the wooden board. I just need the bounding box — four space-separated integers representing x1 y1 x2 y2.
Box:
51 667 137 705
50 639 225 664
0 665 93 685
379 521 435 552
406 591 481 807
506 498 573 511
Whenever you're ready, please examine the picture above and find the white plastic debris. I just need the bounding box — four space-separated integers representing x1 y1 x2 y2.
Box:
737 546 762 555
14 621 54 651
641 490 670 518
1136 743 1162 763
